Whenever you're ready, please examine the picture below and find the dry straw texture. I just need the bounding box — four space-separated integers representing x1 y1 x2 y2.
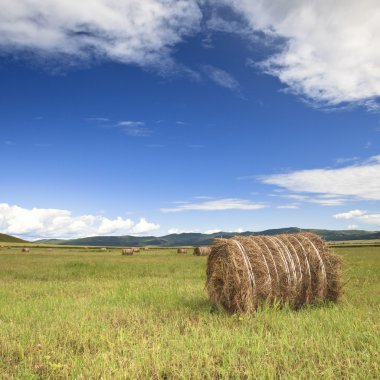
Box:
121 249 133 256
194 246 211 256
206 233 342 314
177 248 187 254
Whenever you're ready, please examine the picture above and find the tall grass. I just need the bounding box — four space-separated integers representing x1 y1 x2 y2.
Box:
0 246 379 378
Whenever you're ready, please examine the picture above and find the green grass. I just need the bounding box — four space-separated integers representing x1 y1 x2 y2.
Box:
0 246 379 379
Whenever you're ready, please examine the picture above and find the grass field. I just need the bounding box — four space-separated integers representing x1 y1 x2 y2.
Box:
0 245 379 379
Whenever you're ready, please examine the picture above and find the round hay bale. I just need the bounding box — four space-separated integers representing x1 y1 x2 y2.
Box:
22 247 30 253
143 247 149 251
133 248 140 253
194 246 211 256
47 248 53 252
100 247 107 251
177 248 187 254
122 248 133 256
206 233 342 314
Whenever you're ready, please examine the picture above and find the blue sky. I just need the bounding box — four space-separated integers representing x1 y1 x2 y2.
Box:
1 1 379 239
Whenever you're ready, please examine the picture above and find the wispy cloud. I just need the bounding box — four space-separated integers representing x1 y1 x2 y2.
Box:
277 205 299 209
86 117 111 122
259 155 380 202
333 210 366 219
116 121 151 137
202 65 240 91
176 121 190 126
161 198 267 213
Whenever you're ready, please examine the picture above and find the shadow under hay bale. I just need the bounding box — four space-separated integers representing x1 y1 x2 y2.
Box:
121 248 133 256
177 248 187 254
206 233 342 314
194 246 211 256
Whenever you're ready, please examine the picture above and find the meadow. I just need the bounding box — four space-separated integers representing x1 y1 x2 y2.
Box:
0 244 379 379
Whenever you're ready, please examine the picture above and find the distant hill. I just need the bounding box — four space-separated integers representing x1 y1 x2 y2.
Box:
34 227 380 247
0 233 27 243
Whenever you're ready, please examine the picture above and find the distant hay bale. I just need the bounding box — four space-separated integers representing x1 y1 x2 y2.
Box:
100 247 107 251
143 247 149 251
47 248 53 252
121 248 133 256
22 247 30 253
194 246 211 256
133 248 140 253
177 248 187 254
206 233 342 314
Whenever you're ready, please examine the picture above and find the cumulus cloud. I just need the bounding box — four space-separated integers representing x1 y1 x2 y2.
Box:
333 210 366 220
260 156 380 202
226 0 380 106
357 213 380 226
0 0 202 68
161 198 267 213
131 218 160 234
332 209 380 228
0 203 159 239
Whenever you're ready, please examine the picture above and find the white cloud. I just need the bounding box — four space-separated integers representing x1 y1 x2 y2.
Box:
357 213 380 226
117 121 151 137
167 228 200 234
347 224 359 230
205 229 222 234
202 65 240 91
0 203 159 239
0 0 202 69
226 0 380 106
330 209 380 228
277 205 298 209
333 210 366 220
161 198 267 213
260 156 380 202
131 218 160 234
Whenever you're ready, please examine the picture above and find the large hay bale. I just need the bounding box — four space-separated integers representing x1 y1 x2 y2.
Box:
206 233 342 314
122 248 133 256
177 248 187 254
194 246 211 256
133 248 140 253
22 247 30 253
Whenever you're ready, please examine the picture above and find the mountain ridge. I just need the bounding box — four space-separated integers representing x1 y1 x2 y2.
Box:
34 227 380 246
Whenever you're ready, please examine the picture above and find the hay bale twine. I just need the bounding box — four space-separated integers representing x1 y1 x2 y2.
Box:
22 247 30 253
177 248 187 254
206 233 342 314
122 248 133 256
194 246 211 256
